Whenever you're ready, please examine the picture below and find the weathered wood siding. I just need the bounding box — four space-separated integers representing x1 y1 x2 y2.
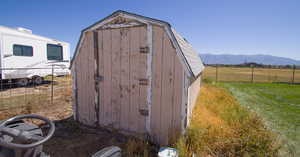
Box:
187 75 201 122
71 65 77 120
73 24 194 145
94 26 148 134
74 31 97 125
150 25 184 145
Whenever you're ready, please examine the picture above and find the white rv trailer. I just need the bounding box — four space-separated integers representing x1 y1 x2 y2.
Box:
0 25 70 86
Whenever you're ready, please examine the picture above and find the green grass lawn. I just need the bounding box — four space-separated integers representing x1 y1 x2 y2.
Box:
219 83 300 156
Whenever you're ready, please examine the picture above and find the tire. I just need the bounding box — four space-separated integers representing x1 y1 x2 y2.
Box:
33 76 43 85
17 78 29 87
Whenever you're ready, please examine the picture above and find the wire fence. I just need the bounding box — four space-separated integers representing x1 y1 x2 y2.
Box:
0 67 72 120
203 66 300 83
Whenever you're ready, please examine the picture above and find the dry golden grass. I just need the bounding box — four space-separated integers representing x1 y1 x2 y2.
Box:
176 84 281 157
0 75 72 121
203 66 300 83
123 138 155 157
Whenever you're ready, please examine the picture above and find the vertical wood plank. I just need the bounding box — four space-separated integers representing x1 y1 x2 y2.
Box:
183 72 189 129
76 53 82 122
82 37 89 123
111 29 121 129
78 35 88 124
120 27 130 130
151 26 164 143
129 26 141 132
87 31 96 125
71 64 78 120
93 31 100 125
146 24 153 134
188 76 201 118
90 32 96 125
138 26 148 133
102 29 112 126
160 32 175 145
75 52 81 122
97 30 104 125
172 57 183 136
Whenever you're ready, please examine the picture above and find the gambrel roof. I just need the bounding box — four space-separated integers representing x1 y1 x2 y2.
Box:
171 28 204 77
71 10 204 77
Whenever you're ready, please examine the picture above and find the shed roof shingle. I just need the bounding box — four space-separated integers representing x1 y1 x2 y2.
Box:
171 28 204 76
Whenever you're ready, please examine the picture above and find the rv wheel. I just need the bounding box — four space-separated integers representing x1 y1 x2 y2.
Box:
33 76 43 85
17 78 29 87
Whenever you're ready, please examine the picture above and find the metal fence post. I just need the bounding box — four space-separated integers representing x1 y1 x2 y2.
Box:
51 65 54 105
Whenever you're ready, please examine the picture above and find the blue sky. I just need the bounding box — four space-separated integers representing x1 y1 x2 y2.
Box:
1 0 300 60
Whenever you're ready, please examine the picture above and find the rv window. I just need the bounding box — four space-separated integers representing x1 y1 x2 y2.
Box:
47 44 63 60
13 45 33 56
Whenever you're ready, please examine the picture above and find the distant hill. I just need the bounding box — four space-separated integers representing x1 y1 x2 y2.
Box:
200 54 300 65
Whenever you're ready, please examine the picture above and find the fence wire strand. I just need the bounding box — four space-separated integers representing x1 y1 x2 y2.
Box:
203 66 300 84
0 67 72 120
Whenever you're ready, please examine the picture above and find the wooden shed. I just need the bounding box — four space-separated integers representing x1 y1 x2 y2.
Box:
70 10 205 145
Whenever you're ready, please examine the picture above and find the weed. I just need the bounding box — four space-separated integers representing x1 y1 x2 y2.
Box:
176 84 280 157
123 138 156 157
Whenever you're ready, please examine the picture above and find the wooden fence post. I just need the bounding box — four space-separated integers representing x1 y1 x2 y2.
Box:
292 65 296 84
251 65 254 83
268 65 271 82
216 65 218 82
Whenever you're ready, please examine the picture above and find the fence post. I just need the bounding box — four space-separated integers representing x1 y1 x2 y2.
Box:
251 65 254 83
0 75 2 91
51 65 54 104
216 64 219 82
268 65 271 83
292 65 296 84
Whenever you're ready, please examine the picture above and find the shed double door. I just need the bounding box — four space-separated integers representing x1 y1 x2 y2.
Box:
97 26 149 133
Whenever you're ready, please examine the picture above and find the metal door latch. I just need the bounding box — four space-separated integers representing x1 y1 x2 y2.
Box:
95 75 103 82
140 47 149 53
139 109 149 116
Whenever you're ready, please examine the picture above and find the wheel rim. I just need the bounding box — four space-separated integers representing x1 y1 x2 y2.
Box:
18 79 28 86
34 77 43 84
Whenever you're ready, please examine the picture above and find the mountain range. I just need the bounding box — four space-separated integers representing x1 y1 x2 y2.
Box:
200 54 300 65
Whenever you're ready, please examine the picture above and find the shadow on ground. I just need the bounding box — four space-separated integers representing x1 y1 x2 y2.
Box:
44 117 158 157
0 80 58 91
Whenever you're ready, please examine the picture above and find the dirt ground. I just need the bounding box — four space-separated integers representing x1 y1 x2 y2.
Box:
0 76 72 120
43 117 158 157
0 75 159 157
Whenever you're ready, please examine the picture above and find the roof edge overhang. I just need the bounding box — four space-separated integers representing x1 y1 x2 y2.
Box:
70 10 195 77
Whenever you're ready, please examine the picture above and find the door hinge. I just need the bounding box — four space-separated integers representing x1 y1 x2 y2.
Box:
139 109 149 116
140 46 149 54
139 78 148 85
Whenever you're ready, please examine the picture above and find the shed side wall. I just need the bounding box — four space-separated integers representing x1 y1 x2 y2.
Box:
151 25 184 145
187 75 201 124
71 65 77 120
75 31 97 125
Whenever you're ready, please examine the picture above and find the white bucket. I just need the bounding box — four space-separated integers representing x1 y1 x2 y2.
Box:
158 147 179 157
